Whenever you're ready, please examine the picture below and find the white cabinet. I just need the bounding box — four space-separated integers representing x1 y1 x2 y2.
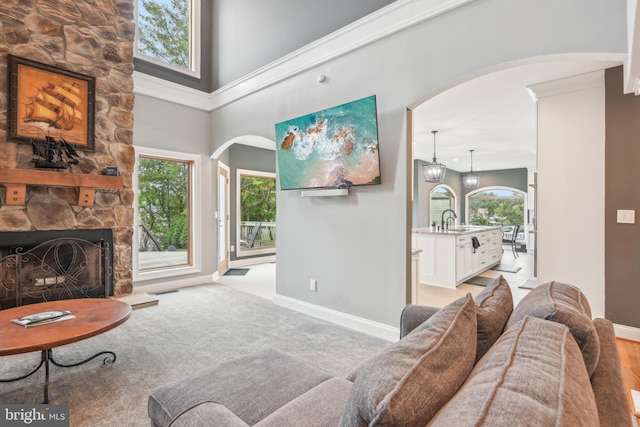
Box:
413 227 501 289
455 235 474 281
488 230 502 265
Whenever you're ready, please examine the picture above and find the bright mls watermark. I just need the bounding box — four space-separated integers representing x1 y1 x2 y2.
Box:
1 405 69 426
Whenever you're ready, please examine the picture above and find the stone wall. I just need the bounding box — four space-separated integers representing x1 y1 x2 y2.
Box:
0 0 135 295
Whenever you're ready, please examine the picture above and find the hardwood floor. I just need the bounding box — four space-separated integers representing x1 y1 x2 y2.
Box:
617 338 640 421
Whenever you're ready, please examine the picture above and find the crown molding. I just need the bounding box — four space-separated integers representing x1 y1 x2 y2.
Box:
133 0 477 111
133 71 213 110
526 70 605 101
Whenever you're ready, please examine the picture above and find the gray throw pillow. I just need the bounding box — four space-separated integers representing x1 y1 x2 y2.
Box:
339 294 477 427
428 316 599 427
473 274 513 364
506 280 599 375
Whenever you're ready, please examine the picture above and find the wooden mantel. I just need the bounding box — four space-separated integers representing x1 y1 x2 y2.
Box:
0 169 123 207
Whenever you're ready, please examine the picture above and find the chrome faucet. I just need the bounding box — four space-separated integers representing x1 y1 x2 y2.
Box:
441 209 457 230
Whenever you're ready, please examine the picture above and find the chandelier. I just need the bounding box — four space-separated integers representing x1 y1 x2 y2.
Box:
462 149 479 190
423 130 446 183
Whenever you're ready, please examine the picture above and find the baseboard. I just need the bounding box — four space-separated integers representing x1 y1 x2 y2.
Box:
274 294 399 342
133 275 213 295
614 323 640 342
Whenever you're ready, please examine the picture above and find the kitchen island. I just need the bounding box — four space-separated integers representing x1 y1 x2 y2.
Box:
411 226 502 288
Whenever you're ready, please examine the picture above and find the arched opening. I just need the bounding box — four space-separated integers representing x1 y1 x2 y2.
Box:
408 55 622 303
212 135 277 300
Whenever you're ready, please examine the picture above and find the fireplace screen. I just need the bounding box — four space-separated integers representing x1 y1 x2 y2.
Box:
0 236 111 309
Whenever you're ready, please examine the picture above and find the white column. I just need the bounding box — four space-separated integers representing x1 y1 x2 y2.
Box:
528 71 606 318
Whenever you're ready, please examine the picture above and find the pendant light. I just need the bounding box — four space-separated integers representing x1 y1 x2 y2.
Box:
463 149 479 190
423 130 446 183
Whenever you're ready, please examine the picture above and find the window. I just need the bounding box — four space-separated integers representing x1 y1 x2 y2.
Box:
430 185 456 226
236 169 276 257
135 0 201 78
134 147 201 281
467 188 525 228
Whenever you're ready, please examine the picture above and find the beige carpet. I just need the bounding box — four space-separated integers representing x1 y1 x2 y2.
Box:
0 284 389 426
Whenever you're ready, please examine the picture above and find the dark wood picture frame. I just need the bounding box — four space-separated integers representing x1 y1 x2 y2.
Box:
7 55 96 151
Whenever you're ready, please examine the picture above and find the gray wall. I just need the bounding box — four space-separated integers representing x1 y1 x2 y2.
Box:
413 161 462 228
209 0 627 327
213 0 396 88
228 144 276 262
605 66 640 328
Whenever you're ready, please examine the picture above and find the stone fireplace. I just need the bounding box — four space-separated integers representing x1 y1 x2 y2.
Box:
0 229 113 309
0 0 136 297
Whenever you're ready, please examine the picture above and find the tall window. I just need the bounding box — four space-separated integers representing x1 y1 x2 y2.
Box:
135 0 201 77
134 147 200 281
236 169 276 257
430 186 456 226
467 188 524 227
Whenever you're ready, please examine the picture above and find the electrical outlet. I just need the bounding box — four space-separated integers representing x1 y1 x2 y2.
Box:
310 279 317 292
230 245 235 252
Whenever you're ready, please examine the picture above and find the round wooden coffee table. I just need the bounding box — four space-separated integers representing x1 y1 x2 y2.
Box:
0 298 131 403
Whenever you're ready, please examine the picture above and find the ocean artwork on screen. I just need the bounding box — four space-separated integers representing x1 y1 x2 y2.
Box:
274 95 381 190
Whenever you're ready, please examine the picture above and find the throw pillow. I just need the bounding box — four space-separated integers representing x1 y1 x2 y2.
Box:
473 274 513 364
339 294 477 427
428 316 599 427
506 280 599 375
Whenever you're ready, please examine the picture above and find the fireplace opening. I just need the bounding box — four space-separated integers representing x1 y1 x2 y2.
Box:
0 229 113 309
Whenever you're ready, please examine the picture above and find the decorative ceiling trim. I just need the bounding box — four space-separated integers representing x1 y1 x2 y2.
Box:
133 0 477 111
133 71 213 110
527 70 605 100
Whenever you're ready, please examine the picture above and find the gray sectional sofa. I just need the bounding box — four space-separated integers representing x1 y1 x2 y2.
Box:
148 277 634 426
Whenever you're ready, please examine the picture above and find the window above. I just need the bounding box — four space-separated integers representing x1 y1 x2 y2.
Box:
135 0 201 78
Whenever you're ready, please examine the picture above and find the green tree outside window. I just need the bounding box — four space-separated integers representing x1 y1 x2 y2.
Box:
137 0 190 69
138 157 189 251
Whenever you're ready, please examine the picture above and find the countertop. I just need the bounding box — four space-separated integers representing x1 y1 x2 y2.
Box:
412 225 502 235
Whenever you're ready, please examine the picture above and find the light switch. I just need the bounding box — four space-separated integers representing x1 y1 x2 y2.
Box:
616 210 635 224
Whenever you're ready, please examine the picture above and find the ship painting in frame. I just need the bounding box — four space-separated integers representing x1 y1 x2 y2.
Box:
7 55 96 151
274 95 381 191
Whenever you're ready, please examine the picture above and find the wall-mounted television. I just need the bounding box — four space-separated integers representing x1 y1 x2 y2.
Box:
274 95 381 191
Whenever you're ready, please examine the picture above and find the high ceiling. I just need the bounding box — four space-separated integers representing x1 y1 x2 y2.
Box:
412 58 623 173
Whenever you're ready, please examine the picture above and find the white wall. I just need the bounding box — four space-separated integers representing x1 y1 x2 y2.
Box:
529 71 606 317
207 0 627 334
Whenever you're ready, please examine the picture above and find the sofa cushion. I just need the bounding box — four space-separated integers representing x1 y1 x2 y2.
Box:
506 280 599 375
399 305 441 339
473 274 513 364
148 348 333 427
339 294 477 427
255 377 352 427
168 402 250 427
428 316 599 427
590 318 635 427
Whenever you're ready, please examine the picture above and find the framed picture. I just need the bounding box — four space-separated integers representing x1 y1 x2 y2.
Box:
7 55 96 151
